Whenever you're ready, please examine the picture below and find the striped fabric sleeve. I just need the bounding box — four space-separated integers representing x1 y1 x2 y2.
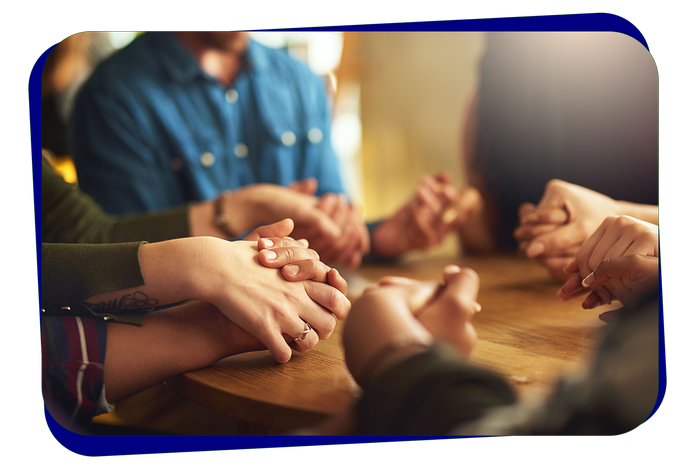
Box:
41 314 113 432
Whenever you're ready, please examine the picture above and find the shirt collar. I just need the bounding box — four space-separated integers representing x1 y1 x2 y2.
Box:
148 32 205 84
149 32 266 85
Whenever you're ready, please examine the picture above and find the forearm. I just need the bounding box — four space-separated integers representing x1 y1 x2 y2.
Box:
192 185 280 239
81 237 225 312
42 242 147 315
188 200 226 238
458 193 497 254
344 293 433 386
103 301 230 402
616 201 658 225
43 155 190 243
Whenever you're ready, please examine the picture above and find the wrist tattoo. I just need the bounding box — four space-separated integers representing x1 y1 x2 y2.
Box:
84 291 158 313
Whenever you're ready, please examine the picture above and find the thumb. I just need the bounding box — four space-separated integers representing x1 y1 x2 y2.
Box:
297 208 343 239
244 218 295 241
440 265 481 310
525 222 584 258
288 177 319 195
527 207 569 225
582 255 658 288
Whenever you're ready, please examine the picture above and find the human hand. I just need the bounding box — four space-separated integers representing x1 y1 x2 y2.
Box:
244 216 349 299
514 180 622 280
192 237 350 363
343 265 481 386
556 215 658 310
370 172 462 257
220 183 343 241
296 192 370 269
274 178 370 269
373 265 482 356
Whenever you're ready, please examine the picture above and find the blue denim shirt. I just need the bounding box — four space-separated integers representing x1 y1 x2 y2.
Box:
70 32 345 215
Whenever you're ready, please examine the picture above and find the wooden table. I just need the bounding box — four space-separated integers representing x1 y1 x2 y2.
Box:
165 254 612 434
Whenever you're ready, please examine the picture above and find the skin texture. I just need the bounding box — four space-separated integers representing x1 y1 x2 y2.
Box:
101 219 353 403
287 178 370 269
372 172 469 257
556 215 659 313
343 265 481 388
514 179 658 281
84 220 350 365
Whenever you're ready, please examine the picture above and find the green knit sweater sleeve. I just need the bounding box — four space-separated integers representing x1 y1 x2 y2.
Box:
41 242 152 325
41 158 190 243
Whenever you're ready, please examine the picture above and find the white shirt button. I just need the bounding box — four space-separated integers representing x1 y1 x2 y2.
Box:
170 157 183 171
281 131 296 147
308 127 323 144
225 89 239 103
234 143 249 158
200 152 216 167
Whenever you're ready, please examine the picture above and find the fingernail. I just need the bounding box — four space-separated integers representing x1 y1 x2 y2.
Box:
582 272 595 287
260 238 273 248
262 250 277 260
285 264 299 276
474 303 482 313
299 239 309 247
444 264 461 275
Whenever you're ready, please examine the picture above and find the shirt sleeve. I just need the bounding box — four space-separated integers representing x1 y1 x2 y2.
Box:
42 314 112 431
357 297 660 437
41 242 152 325
70 79 175 214
356 342 517 436
42 157 190 244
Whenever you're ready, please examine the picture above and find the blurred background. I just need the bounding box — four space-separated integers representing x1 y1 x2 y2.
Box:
41 31 657 260
39 30 658 435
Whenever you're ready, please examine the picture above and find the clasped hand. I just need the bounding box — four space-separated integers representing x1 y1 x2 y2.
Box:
555 215 658 314
513 179 622 281
344 264 482 387
211 219 351 363
372 172 483 257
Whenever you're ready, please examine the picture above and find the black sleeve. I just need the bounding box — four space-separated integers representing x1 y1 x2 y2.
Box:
357 343 516 436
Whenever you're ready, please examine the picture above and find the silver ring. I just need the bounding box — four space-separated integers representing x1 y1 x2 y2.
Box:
294 322 312 341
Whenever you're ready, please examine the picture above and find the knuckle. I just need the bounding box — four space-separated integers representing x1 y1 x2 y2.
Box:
444 293 469 313
316 314 337 339
546 179 561 190
461 267 480 284
588 258 599 274
604 215 620 227
280 247 295 261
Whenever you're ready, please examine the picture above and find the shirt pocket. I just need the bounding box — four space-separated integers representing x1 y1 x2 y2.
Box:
170 128 228 201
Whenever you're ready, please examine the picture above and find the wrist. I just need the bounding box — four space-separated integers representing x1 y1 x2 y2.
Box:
615 200 658 224
188 201 222 237
219 187 266 236
371 214 409 258
185 237 242 302
358 337 431 387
